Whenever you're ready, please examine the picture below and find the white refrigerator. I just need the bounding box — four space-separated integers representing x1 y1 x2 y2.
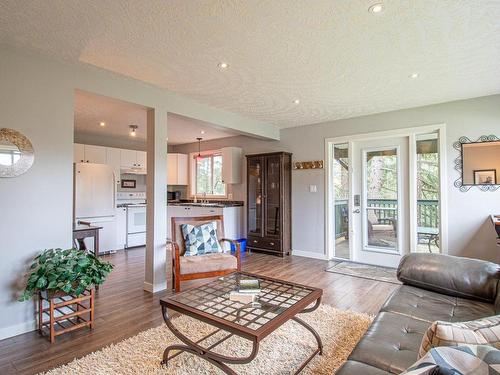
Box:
74 163 118 253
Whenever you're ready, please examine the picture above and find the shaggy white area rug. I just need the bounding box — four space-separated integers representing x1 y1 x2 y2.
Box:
42 304 372 375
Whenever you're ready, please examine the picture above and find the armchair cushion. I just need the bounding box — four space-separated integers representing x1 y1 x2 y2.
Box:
181 221 223 256
179 253 237 275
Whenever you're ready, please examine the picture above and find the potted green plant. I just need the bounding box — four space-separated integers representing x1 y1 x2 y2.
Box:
19 248 114 301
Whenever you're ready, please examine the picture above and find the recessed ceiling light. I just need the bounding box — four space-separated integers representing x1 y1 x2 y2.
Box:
129 124 138 137
99 121 106 127
293 99 300 104
218 62 229 69
410 72 419 79
368 3 384 13
200 130 206 135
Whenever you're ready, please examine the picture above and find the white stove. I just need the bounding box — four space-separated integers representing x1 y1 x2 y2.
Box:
116 192 147 249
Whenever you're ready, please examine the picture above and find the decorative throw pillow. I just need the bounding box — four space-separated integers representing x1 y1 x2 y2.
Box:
419 315 500 359
181 221 222 256
401 345 500 375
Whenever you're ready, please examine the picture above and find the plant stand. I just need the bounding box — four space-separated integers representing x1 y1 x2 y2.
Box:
38 289 94 343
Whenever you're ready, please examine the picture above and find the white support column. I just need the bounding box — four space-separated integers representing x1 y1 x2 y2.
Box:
144 107 168 293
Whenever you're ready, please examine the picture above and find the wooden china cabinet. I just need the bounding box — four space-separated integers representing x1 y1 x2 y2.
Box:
246 152 292 257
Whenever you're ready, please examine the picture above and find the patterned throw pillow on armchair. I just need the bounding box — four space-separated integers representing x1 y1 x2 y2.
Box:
181 221 223 256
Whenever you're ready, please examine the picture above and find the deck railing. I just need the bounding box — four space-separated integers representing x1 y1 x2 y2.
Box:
334 199 439 238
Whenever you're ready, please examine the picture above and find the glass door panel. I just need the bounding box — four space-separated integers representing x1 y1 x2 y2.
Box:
265 155 281 237
248 157 263 236
333 143 350 259
363 147 400 252
416 134 440 253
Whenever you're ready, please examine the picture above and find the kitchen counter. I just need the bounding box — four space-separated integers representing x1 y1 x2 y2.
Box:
168 200 244 208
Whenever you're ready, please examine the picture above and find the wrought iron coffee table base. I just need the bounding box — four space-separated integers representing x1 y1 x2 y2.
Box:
161 301 323 375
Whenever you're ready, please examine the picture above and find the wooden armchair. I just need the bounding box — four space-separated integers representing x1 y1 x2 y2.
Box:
170 215 241 292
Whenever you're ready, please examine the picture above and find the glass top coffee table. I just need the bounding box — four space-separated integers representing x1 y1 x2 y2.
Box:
160 271 323 374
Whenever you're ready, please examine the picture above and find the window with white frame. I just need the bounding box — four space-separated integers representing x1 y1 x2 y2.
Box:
191 151 226 197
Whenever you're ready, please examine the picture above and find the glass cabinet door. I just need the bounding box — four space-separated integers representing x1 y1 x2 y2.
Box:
265 155 281 237
248 156 263 236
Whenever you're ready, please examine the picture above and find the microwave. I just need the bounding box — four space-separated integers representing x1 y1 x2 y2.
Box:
167 191 181 201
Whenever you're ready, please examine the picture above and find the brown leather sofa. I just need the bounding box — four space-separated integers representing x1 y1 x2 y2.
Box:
335 253 500 375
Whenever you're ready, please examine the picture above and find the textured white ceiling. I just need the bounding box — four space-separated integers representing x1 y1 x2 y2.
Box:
74 90 238 145
2 1 500 128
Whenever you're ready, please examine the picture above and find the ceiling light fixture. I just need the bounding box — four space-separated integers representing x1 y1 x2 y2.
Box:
293 99 300 104
129 124 138 137
200 130 206 135
99 121 106 127
195 137 203 160
368 3 384 13
218 62 229 69
410 72 419 79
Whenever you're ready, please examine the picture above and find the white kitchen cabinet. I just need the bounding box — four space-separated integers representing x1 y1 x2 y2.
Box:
121 149 146 169
221 147 242 184
120 149 138 168
106 147 122 185
116 206 127 250
74 144 107 164
74 143 85 163
136 151 147 169
167 153 188 185
84 145 107 164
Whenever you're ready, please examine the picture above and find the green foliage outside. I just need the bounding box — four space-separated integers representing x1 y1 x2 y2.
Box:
19 248 113 301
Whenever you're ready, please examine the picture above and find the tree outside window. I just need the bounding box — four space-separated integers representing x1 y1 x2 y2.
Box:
195 153 226 196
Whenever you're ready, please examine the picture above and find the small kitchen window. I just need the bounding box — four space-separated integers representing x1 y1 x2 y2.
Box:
190 151 227 197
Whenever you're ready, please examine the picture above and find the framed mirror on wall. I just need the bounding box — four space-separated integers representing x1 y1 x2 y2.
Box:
454 135 500 192
0 128 34 178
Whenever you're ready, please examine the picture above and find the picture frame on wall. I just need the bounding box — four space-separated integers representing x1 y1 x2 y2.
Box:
121 179 136 189
473 169 497 185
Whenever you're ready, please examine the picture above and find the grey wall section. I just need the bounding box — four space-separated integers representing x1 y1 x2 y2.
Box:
0 49 74 338
173 94 500 262
0 45 278 340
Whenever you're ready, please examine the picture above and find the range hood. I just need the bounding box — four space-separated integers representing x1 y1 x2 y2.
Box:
120 167 147 175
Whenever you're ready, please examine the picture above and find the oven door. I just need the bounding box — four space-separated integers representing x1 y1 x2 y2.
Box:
126 206 146 234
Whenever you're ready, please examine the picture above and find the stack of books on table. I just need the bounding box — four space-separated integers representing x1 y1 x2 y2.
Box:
229 279 261 304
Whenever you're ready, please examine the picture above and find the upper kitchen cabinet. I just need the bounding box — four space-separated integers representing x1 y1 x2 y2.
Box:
221 147 242 184
136 151 147 170
74 143 106 164
106 147 122 185
167 153 188 185
120 149 146 169
74 143 84 163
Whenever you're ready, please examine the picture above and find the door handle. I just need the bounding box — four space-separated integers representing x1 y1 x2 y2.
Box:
353 209 360 214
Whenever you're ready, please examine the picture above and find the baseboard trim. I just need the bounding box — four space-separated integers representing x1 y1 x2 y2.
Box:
143 281 167 293
291 250 328 260
0 319 36 341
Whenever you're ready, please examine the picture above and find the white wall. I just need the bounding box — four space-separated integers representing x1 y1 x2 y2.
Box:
0 45 278 340
173 94 500 262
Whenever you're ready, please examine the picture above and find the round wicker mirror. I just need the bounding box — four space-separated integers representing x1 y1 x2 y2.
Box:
0 128 34 177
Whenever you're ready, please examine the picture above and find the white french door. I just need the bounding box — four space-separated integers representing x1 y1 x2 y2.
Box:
326 124 447 268
351 137 409 267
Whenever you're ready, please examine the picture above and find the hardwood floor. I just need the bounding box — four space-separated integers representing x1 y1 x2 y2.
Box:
0 248 397 374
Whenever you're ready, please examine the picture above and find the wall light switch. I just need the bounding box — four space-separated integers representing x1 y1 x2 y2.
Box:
309 185 317 193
